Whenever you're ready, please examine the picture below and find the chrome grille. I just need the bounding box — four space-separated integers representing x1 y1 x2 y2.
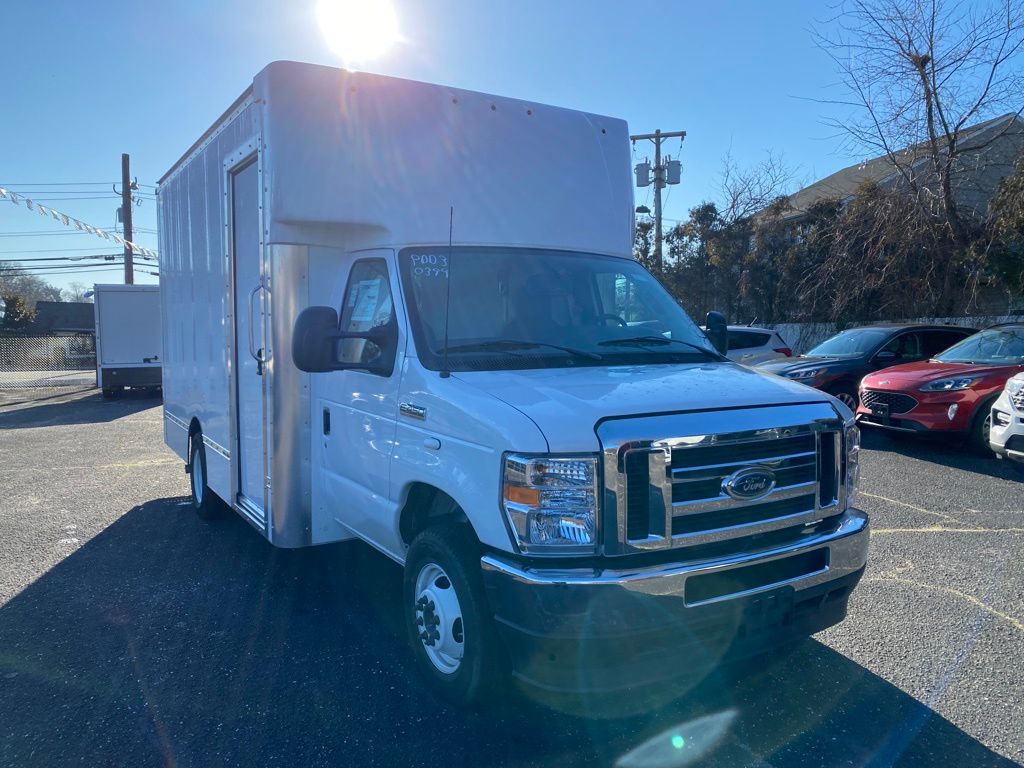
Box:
599 403 846 555
861 389 918 414
1011 387 1024 411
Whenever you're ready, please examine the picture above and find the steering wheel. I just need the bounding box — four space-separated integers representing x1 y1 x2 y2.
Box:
597 313 628 327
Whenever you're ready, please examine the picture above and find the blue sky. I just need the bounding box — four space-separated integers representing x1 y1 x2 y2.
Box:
0 0 858 292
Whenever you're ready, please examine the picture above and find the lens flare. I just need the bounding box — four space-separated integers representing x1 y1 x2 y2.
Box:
316 0 399 64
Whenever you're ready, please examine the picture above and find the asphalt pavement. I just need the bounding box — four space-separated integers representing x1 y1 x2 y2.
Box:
1 391 1022 767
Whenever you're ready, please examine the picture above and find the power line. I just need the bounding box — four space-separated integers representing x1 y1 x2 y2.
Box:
0 246 139 254
2 195 119 201
0 181 120 186
0 254 122 262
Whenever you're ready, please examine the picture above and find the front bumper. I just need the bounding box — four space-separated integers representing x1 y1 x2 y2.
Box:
989 396 1024 462
480 508 869 694
855 392 975 434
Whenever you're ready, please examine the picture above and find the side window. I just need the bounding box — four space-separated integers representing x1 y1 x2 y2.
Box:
881 332 923 359
923 330 969 356
337 259 396 371
727 330 770 350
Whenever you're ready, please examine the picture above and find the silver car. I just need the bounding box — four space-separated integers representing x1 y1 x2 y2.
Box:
723 325 793 366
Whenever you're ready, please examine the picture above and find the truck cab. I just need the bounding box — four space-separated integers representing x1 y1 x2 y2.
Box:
291 243 868 702
158 61 868 707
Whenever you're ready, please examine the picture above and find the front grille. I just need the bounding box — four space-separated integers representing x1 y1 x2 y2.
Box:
602 404 845 555
861 389 918 414
672 493 816 535
1011 388 1024 411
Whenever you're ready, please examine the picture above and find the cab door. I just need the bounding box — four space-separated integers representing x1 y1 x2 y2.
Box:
318 254 404 554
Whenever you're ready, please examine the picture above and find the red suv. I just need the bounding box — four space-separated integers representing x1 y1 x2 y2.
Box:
856 324 1024 449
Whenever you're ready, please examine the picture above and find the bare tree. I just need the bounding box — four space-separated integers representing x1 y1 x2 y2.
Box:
61 281 93 303
816 0 1024 242
0 263 62 309
719 151 795 224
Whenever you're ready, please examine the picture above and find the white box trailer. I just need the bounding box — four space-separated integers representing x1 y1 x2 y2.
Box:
92 283 162 397
158 61 868 705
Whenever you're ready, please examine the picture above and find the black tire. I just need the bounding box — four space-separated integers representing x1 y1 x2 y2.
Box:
967 398 997 454
403 523 504 706
189 437 222 519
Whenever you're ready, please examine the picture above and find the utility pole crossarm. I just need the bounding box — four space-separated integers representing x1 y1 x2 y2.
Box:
630 130 687 141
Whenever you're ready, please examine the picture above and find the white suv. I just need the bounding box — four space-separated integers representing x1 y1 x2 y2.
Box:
990 372 1024 474
724 325 793 366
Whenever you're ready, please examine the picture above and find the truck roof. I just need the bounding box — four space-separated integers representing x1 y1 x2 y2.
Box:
158 61 634 258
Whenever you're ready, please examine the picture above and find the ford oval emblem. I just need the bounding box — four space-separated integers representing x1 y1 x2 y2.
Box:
722 467 776 501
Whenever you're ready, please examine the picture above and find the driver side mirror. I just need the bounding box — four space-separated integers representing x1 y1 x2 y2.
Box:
705 311 728 356
292 305 397 376
874 350 898 365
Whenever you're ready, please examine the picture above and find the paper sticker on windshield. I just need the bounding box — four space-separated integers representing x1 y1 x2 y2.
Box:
410 252 448 279
350 279 381 323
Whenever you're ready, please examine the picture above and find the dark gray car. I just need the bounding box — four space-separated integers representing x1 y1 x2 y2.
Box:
755 324 975 409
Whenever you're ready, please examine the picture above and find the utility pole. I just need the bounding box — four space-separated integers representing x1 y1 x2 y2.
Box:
631 129 685 272
120 153 134 285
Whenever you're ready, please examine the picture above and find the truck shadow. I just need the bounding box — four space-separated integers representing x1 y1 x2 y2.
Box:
860 428 1020 482
0 497 1015 768
0 389 160 429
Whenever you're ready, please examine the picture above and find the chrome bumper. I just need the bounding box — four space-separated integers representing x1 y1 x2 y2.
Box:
480 508 869 694
482 508 868 604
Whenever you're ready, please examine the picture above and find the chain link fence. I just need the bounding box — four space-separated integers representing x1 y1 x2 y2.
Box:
0 333 96 406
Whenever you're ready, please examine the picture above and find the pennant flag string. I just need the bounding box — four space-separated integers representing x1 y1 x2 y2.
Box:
0 186 158 259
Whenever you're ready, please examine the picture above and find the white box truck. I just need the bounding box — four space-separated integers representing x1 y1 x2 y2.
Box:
157 61 869 705
93 283 162 397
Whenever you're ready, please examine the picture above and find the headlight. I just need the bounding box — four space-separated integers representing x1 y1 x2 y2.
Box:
786 368 823 380
920 376 983 392
844 422 860 508
502 454 598 554
1006 377 1024 396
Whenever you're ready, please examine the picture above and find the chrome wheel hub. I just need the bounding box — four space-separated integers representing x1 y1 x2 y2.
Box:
414 562 464 674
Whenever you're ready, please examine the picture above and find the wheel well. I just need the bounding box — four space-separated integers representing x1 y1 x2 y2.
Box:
971 394 999 431
398 483 473 548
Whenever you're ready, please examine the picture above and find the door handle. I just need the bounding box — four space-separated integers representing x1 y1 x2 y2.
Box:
247 282 268 375
323 407 331 435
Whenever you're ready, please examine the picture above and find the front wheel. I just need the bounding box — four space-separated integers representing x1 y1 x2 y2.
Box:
831 388 858 411
968 400 996 454
403 524 504 705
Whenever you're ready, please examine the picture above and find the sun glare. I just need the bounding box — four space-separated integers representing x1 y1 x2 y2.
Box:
316 0 400 65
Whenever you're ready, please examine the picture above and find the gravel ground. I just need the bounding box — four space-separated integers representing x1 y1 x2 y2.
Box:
0 390 1021 767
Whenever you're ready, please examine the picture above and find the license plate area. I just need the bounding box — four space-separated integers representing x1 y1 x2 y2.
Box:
684 548 828 605
871 402 890 419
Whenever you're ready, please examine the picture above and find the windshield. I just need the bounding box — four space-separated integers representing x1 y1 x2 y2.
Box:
807 328 890 357
934 327 1024 364
398 247 718 371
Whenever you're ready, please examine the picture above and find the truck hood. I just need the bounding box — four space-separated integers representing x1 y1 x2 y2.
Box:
453 363 834 451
